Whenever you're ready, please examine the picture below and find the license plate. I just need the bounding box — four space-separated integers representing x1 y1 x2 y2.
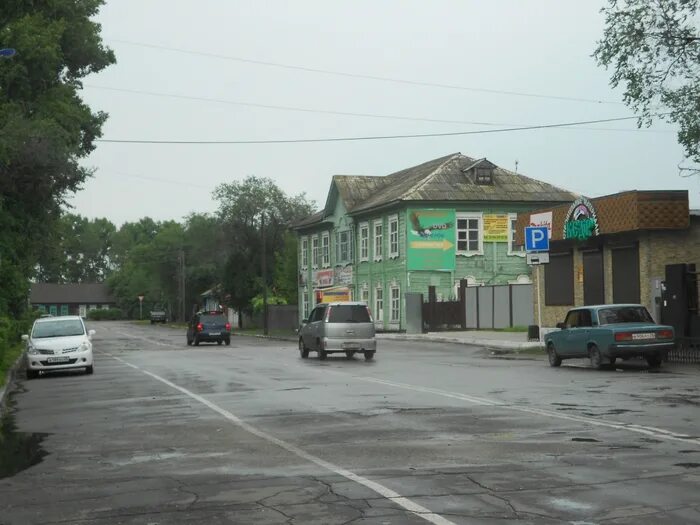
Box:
632 333 655 340
342 343 359 350
209 332 220 336
47 356 70 363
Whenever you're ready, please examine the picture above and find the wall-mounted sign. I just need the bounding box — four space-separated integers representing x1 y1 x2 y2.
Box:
529 211 553 238
320 287 351 302
483 214 509 242
334 265 353 286
407 209 456 271
563 197 599 241
313 269 334 288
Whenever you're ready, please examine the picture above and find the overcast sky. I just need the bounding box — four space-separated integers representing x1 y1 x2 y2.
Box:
68 0 700 225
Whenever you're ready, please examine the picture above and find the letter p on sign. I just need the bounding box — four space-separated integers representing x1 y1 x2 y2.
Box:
525 226 549 252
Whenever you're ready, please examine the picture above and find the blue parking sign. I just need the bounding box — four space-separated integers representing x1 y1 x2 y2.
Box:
525 226 549 252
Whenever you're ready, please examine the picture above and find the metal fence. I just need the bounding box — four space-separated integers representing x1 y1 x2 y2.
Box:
667 338 700 364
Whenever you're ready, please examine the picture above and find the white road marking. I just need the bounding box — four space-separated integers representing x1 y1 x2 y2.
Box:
104 353 457 525
361 377 700 447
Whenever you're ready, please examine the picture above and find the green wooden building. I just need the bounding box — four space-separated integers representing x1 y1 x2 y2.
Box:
293 153 575 330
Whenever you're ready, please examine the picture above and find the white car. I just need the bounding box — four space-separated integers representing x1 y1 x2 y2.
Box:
22 316 95 379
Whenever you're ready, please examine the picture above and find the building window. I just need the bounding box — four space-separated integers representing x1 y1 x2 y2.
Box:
508 214 525 256
456 213 483 255
361 286 369 305
475 167 493 185
311 236 319 269
375 285 384 325
390 285 400 323
300 237 308 269
545 251 574 306
389 215 399 258
321 232 330 267
302 288 309 319
374 220 383 261
336 230 353 264
359 222 369 262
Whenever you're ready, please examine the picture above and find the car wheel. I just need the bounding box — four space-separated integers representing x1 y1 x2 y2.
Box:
193 336 200 346
364 351 375 361
26 369 38 380
319 349 328 360
299 338 309 359
85 365 94 375
547 344 562 367
345 350 356 359
646 355 663 369
589 345 603 370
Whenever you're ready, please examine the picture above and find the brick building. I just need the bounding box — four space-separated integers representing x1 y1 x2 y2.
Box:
515 191 699 328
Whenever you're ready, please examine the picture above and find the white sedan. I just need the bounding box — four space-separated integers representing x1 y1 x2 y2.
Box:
22 316 95 379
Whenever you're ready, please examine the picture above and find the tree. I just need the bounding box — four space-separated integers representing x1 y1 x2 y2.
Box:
213 176 314 326
0 1 115 316
594 0 700 174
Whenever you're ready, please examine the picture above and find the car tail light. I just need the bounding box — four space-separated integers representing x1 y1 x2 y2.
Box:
225 322 231 331
196 323 203 332
615 332 633 342
657 329 673 339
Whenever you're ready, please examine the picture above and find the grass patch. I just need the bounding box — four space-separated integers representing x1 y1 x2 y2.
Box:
0 344 23 388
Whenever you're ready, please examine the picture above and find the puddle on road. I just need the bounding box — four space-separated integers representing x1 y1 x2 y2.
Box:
674 462 700 469
571 437 600 443
0 390 49 479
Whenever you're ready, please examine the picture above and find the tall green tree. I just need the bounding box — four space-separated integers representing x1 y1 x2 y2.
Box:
0 0 115 316
213 176 314 326
594 0 700 174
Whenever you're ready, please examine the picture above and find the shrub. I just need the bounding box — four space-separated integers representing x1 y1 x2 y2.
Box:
0 314 36 387
87 308 124 321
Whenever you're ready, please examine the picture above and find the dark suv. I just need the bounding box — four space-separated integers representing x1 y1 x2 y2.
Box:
187 311 231 346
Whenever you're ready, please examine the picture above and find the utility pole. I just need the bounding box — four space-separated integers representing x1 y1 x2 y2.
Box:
261 213 268 335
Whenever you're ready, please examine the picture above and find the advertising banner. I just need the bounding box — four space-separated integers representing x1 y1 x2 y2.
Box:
483 214 509 242
407 209 456 271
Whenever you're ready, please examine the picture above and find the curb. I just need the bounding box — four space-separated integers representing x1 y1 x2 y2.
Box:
377 334 543 351
0 353 23 415
232 333 297 343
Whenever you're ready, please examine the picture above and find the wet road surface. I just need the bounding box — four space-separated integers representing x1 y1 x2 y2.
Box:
1 321 700 524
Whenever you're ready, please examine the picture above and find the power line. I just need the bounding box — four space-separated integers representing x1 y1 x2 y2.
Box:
108 38 623 106
96 114 667 145
85 84 673 133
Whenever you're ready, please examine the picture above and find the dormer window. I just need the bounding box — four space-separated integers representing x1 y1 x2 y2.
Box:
475 167 493 185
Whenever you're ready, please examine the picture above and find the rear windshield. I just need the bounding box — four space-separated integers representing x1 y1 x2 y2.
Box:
327 305 371 323
598 306 653 324
200 314 226 323
32 319 85 338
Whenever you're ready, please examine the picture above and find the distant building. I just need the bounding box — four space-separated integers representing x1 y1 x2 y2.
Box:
29 283 116 317
293 152 576 330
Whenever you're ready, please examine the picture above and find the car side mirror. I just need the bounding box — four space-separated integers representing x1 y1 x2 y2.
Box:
556 322 566 329
21 334 28 342
88 330 96 337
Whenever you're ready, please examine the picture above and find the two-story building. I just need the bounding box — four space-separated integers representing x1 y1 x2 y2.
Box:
293 152 576 330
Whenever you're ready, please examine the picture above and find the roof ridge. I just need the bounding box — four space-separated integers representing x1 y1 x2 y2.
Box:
397 153 463 201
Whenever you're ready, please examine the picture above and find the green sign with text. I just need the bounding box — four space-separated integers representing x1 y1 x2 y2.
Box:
407 209 456 270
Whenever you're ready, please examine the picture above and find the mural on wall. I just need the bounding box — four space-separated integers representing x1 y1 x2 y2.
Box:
407 209 455 271
483 214 509 242
563 197 600 241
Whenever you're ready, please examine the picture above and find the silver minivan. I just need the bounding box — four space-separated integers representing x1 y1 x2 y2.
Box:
299 302 376 360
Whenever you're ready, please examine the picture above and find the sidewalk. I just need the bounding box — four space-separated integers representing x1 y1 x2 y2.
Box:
377 330 542 351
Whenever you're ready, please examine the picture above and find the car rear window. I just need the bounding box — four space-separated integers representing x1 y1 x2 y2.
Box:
598 306 653 324
32 319 85 338
200 314 226 323
327 305 371 323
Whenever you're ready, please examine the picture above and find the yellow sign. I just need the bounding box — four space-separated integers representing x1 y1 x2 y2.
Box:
409 239 454 251
483 214 509 242
320 288 351 302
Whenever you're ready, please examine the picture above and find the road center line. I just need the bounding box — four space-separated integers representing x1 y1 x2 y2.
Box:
360 377 700 447
103 352 457 525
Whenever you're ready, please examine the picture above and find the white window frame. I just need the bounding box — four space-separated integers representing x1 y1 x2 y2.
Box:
359 222 369 262
374 284 384 326
388 214 399 258
300 236 308 269
302 287 309 320
336 230 353 264
507 213 525 257
311 235 319 269
456 212 483 256
373 220 383 261
321 232 330 267
360 286 369 306
390 285 400 324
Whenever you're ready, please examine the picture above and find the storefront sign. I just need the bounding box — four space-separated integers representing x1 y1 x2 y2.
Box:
320 288 351 302
483 214 509 242
313 269 334 287
334 265 353 286
407 209 456 271
563 198 599 241
529 211 553 238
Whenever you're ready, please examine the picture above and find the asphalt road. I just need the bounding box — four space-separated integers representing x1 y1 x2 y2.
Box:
2 321 700 524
